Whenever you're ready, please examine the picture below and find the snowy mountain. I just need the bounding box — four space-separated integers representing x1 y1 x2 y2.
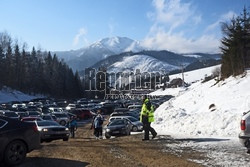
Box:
108 54 179 73
55 37 144 71
89 50 220 76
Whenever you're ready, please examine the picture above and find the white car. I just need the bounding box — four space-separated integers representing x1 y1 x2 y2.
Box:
239 110 250 153
109 116 143 132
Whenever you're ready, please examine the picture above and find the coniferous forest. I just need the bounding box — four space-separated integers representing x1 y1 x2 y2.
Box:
0 32 84 99
220 7 250 78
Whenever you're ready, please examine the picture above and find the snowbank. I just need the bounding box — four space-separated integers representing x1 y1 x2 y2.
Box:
152 68 250 138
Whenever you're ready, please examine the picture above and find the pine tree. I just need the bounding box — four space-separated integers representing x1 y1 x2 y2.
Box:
220 7 250 78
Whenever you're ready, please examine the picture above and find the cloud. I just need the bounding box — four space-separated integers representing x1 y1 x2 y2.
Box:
73 27 88 47
143 0 225 53
142 27 220 53
205 11 236 32
149 0 195 33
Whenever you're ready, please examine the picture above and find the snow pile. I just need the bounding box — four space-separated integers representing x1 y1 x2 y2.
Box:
152 67 250 138
0 86 42 103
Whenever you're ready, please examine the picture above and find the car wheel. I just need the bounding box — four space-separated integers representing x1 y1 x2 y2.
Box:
60 120 66 126
132 126 138 132
4 140 27 166
63 138 69 141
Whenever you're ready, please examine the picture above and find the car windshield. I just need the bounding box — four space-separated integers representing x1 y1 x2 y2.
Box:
109 120 125 126
37 121 59 126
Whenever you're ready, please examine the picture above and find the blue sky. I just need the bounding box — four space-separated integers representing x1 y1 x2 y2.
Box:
0 0 249 53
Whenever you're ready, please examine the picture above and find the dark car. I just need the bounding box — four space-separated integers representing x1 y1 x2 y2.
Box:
0 116 41 166
0 110 19 120
104 119 131 139
70 108 92 120
35 120 70 142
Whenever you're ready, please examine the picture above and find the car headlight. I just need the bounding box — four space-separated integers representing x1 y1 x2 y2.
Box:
42 128 48 132
106 128 110 132
65 128 69 131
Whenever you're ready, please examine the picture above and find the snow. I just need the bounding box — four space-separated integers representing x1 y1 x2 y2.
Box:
182 54 202 58
170 64 221 84
151 65 250 166
109 54 179 73
0 86 42 103
92 36 143 54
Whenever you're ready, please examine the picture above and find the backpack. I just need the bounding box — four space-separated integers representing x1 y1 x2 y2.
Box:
145 101 151 111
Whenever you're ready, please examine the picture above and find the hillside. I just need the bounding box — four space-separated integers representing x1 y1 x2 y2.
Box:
151 65 249 138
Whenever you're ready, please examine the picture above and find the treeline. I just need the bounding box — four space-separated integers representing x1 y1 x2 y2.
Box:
220 7 250 78
0 32 83 98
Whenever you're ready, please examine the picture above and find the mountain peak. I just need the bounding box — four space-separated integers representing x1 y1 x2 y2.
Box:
90 36 142 54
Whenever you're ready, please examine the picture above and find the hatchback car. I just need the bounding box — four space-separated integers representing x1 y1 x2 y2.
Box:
35 120 70 142
105 119 131 139
0 116 41 166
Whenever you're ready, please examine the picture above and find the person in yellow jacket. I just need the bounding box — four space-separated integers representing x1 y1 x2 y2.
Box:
140 96 157 140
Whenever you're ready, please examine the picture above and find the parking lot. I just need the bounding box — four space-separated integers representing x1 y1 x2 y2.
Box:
14 122 203 167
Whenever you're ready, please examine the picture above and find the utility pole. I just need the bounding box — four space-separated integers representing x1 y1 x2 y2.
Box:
181 64 185 87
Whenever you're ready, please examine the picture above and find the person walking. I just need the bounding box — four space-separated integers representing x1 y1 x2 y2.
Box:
69 116 78 138
140 96 157 141
92 110 104 139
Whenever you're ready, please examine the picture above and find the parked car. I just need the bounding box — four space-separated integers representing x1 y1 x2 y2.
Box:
109 116 143 132
105 119 131 139
65 104 76 111
128 105 142 110
0 116 41 166
26 111 41 117
110 111 139 120
69 108 92 120
239 111 250 153
21 116 43 122
15 111 29 120
52 112 69 126
35 120 70 142
41 114 57 121
0 110 19 120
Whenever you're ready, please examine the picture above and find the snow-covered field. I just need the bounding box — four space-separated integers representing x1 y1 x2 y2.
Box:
0 86 42 103
151 65 250 166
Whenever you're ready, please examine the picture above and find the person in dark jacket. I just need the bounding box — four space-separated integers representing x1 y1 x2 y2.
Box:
69 116 78 138
91 110 104 139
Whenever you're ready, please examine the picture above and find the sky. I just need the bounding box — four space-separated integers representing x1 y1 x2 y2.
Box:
0 0 249 53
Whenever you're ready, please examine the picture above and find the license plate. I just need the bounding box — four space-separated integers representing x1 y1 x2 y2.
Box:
113 131 119 134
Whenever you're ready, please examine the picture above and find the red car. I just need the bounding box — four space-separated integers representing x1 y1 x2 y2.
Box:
70 109 92 120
